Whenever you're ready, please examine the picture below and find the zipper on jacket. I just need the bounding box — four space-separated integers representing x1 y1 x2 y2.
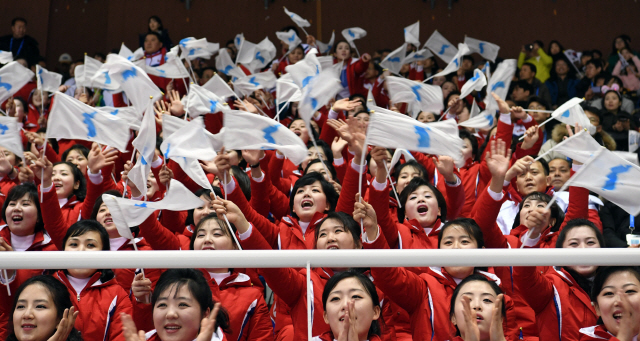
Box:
77 292 80 302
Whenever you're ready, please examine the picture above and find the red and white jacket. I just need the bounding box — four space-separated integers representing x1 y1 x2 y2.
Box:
579 324 629 341
55 270 132 341
144 328 227 341
514 266 597 341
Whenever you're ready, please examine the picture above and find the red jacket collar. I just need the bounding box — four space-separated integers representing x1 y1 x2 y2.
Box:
55 270 109 292
404 218 443 237
282 211 327 230
0 226 54 251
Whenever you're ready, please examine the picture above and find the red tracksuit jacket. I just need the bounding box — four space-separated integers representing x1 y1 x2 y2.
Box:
55 270 132 341
579 324 624 341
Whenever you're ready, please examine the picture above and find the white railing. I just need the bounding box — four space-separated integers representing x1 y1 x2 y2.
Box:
0 249 638 269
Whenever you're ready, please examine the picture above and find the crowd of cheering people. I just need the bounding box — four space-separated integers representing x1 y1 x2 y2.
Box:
0 12 639 341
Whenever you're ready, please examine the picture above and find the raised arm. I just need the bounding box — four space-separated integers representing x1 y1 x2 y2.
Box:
81 143 120 220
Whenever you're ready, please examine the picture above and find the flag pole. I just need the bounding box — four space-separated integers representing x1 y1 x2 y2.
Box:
299 26 309 37
383 160 401 208
40 133 48 203
518 116 554 141
131 241 146 277
211 180 243 251
306 261 312 341
522 109 554 114
353 44 361 58
357 137 369 234
2 269 10 296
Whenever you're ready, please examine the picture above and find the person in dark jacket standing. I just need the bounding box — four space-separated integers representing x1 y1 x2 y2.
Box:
0 17 40 67
139 15 172 50
599 200 640 248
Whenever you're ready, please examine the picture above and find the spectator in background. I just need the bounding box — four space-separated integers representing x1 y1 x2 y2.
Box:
519 62 552 107
576 59 605 99
547 40 565 62
0 17 40 67
606 34 636 73
612 47 640 92
546 57 579 108
139 15 172 50
518 40 553 82
511 80 533 106
57 53 73 82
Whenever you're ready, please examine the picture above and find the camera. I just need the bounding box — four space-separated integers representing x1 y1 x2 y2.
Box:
525 44 534 52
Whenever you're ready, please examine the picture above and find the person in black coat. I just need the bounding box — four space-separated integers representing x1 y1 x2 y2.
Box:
599 199 640 248
0 17 40 67
139 15 172 50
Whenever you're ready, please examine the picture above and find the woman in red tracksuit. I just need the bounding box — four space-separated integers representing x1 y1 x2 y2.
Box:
0 146 20 203
0 184 57 341
332 40 371 99
46 143 117 227
120 268 229 341
132 214 273 341
356 194 517 341
214 198 395 341
368 146 465 250
514 220 604 341
6 275 82 341
314 271 385 341
580 266 640 341
472 138 594 340
448 275 509 341
56 219 133 341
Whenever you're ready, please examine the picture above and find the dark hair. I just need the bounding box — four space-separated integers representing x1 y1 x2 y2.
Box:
449 274 505 331
184 187 220 227
314 211 361 248
63 220 110 251
53 161 86 201
288 117 319 141
397 177 447 223
583 105 603 125
306 139 334 165
152 269 231 334
11 17 27 26
290 172 339 217
2 183 44 234
189 214 238 250
549 157 572 169
438 218 485 249
548 40 565 55
353 110 370 119
586 59 604 70
445 90 461 108
61 144 90 164
459 130 479 161
512 191 564 231
148 15 164 31
555 218 605 248
393 160 429 184
462 55 475 65
62 220 115 283
322 270 381 338
349 93 367 107
612 35 632 55
145 31 163 45
8 276 82 341
514 80 533 94
331 39 352 56
527 96 550 110
550 56 577 80
522 62 537 76
230 165 251 201
304 158 338 182
534 158 550 175
280 25 299 37
591 266 640 303
533 40 544 49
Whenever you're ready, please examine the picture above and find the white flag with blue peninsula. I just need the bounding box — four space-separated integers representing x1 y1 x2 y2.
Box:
128 100 157 198
426 43 470 81
404 21 420 47
425 30 457 63
483 59 517 112
315 31 335 55
560 148 640 215
285 50 322 89
459 69 487 99
99 106 142 131
341 27 367 48
380 44 407 75
0 61 35 104
118 43 144 62
284 7 311 28
233 71 277 97
549 97 593 130
102 179 205 237
386 76 444 114
0 116 23 157
298 69 342 124
223 110 307 165
47 92 130 152
215 49 246 80
464 37 500 63
36 65 62 93
276 30 302 53
402 48 433 65
185 84 230 117
202 73 238 100
366 110 465 167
